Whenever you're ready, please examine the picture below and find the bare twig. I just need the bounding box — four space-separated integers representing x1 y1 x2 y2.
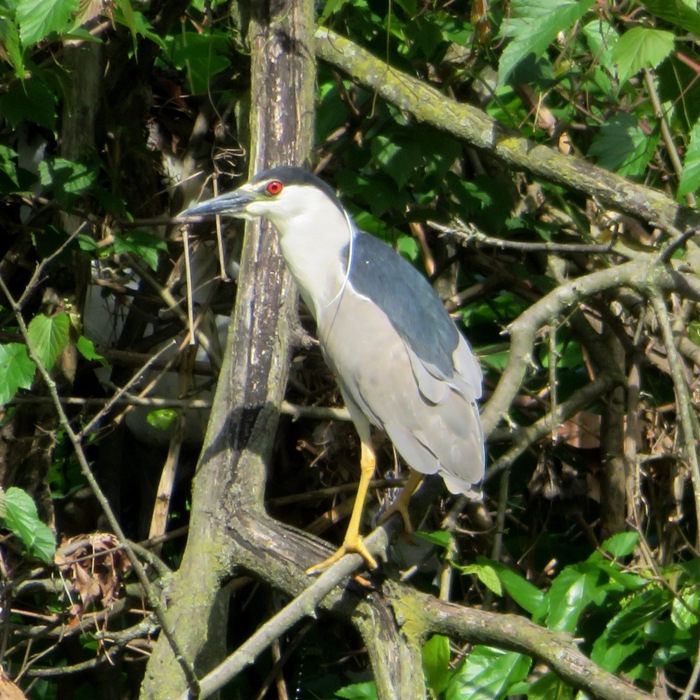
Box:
431 219 616 254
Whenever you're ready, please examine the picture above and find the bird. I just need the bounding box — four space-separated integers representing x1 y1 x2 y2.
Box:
179 165 484 573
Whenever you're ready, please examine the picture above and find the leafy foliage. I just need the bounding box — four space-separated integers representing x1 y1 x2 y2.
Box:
0 487 56 563
0 342 35 405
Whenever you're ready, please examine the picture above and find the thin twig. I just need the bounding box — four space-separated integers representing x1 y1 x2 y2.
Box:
429 219 616 254
644 69 696 209
77 340 178 439
14 395 350 421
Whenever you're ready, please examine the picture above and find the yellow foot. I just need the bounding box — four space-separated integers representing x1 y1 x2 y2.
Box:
307 537 378 575
378 470 423 533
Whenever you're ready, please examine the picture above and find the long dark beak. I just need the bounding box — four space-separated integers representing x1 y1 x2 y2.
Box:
178 189 256 219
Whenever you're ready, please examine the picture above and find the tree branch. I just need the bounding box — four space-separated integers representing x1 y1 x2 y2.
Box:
314 28 700 234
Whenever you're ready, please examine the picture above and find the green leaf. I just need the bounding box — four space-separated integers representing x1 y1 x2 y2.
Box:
582 18 619 73
0 76 58 130
639 0 700 35
115 0 138 50
415 529 452 549
335 681 378 699
147 409 178 431
27 312 70 371
38 156 98 200
445 646 531 700
113 2 167 52
16 0 79 46
588 113 660 178
525 672 575 699
678 118 700 199
113 230 167 271
0 17 25 78
396 235 419 262
605 587 669 645
0 145 19 188
546 565 600 632
591 586 668 673
2 487 56 563
0 343 35 405
163 31 232 95
423 635 451 696
613 27 674 86
601 531 639 558
459 558 504 597
671 587 700 632
688 320 700 346
76 335 106 365
498 0 597 86
492 563 546 615
318 0 354 24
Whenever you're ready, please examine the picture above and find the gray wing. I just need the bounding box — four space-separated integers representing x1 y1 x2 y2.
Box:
319 244 484 496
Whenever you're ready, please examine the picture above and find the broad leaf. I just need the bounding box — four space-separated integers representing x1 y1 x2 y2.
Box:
27 312 70 370
423 635 451 696
0 342 35 405
16 0 79 47
147 409 178 431
601 531 639 558
335 681 378 699
525 672 575 699
613 26 674 85
671 587 700 632
492 563 546 616
113 230 167 271
582 18 619 73
498 0 597 86
76 335 106 365
678 118 700 199
2 487 56 563
588 113 660 178
0 145 19 188
0 17 25 78
318 0 355 25
0 76 58 130
163 31 231 95
459 557 504 597
640 0 700 35
591 586 668 674
445 646 531 700
415 529 452 548
38 156 98 200
546 565 600 632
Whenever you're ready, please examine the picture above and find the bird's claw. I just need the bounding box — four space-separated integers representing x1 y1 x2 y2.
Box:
306 536 378 575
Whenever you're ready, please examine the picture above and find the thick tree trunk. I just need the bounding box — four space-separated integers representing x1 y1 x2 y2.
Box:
139 0 314 696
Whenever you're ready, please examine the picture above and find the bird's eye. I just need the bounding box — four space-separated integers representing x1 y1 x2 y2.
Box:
265 180 283 196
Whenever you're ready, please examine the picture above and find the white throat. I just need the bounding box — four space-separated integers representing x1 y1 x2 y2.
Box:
260 188 354 320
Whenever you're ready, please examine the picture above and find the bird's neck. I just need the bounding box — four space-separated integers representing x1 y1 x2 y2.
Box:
272 206 353 320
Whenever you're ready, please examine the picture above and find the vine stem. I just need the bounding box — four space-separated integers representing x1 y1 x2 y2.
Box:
0 276 201 697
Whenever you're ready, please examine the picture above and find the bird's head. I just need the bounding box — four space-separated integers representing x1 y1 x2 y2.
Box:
178 166 345 236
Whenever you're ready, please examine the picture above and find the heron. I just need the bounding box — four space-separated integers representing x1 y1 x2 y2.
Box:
179 166 484 573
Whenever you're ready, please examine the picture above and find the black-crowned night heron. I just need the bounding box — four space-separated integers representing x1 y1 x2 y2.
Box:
180 166 484 572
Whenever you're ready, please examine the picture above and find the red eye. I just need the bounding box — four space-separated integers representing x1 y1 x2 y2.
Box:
266 180 283 196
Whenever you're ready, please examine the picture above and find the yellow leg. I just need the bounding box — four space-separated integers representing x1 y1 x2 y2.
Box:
307 440 378 574
379 469 423 533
